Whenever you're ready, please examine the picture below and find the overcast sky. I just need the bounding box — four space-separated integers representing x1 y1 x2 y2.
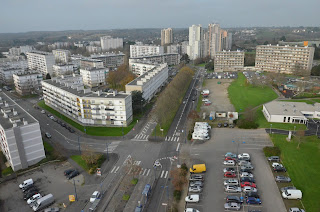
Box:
0 0 319 33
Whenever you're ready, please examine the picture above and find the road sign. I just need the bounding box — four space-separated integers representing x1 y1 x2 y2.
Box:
96 168 101 176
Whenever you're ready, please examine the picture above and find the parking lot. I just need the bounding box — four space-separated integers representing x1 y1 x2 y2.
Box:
0 162 92 212
185 128 287 212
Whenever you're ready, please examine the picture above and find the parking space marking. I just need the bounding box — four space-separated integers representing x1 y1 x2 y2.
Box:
142 169 147 175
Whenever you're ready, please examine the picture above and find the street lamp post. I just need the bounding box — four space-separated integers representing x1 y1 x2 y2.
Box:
73 179 78 201
106 143 109 161
294 126 296 134
270 124 272 134
122 122 124 139
77 135 81 154
317 125 319 136
140 99 143 114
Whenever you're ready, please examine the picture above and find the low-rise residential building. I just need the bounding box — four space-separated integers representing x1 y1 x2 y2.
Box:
42 76 132 126
80 58 104 69
129 53 180 66
91 52 125 68
255 44 315 74
0 67 25 85
262 101 320 124
130 44 164 58
126 63 168 101
26 51 55 76
80 68 108 87
86 46 102 53
52 49 71 64
52 64 75 76
214 50 244 72
0 92 46 171
128 60 158 76
13 72 43 96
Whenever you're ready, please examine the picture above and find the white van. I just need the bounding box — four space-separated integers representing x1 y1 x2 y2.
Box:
282 189 302 200
195 122 211 129
193 130 209 136
194 126 209 132
192 132 210 140
19 179 33 189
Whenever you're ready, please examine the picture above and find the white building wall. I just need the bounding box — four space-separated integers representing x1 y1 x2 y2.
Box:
130 45 164 58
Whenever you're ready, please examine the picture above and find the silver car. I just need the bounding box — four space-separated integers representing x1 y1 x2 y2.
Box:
280 186 296 192
190 181 203 187
189 186 202 193
224 179 239 186
189 175 204 181
241 164 254 170
224 202 241 211
238 160 252 166
225 185 242 193
243 186 257 193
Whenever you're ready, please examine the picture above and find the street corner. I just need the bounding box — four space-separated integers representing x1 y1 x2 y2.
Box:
68 174 85 186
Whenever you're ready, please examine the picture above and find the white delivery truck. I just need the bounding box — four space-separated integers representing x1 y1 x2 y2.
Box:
282 189 302 200
201 89 210 95
19 179 33 189
195 122 211 129
32 194 54 211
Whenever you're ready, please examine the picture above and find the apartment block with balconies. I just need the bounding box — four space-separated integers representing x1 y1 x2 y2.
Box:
214 50 244 72
13 72 43 96
26 51 55 76
80 68 108 87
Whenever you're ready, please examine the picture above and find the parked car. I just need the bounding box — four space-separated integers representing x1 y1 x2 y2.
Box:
240 165 254 170
240 182 256 188
240 168 253 173
289 208 305 212
226 195 243 204
275 176 291 183
245 192 260 199
69 128 75 133
22 184 35 192
274 166 287 172
224 160 235 166
44 207 60 212
189 175 204 181
238 153 250 160
189 186 202 193
224 172 236 178
61 123 66 127
45 132 52 138
225 152 237 158
24 187 38 195
218 123 222 128
190 181 203 187
243 186 257 193
64 169 75 176
246 197 261 204
224 179 239 186
223 167 236 173
272 162 283 168
240 172 253 178
280 186 297 193
224 156 237 161
67 170 80 180
90 191 101 203
223 123 228 127
224 202 241 211
225 185 242 193
268 156 280 162
24 190 39 200
185 195 199 203
238 160 251 166
27 194 41 204
229 124 234 128
185 208 200 212
41 110 45 114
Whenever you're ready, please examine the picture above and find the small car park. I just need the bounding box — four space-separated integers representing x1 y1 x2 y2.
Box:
185 194 200 203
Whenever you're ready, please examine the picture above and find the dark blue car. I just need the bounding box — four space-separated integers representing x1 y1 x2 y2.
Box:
246 197 261 204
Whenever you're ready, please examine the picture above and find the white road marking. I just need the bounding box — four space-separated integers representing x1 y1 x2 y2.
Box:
176 143 181 152
110 166 117 173
146 169 150 176
160 170 165 178
145 135 149 140
142 169 147 175
177 137 180 142
139 168 144 175
114 166 120 173
164 171 168 178
165 137 168 141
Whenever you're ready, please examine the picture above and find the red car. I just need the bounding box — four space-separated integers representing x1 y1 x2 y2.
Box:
240 182 256 188
225 157 236 161
224 172 236 178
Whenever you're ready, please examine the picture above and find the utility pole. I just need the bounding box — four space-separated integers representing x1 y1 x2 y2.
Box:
77 135 81 154
106 143 109 161
73 179 78 201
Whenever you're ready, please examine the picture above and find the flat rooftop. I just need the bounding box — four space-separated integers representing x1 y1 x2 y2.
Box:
0 92 37 130
264 101 320 116
127 64 167 86
28 51 53 56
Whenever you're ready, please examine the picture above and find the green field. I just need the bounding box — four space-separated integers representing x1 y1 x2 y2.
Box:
38 101 139 136
255 106 306 130
228 73 278 112
270 134 320 212
70 155 89 171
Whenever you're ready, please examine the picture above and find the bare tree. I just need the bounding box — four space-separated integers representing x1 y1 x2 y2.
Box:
295 130 305 149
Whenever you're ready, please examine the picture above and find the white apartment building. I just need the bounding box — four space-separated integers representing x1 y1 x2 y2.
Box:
13 72 43 96
52 49 71 64
167 44 182 54
80 68 108 87
126 63 168 101
187 25 204 60
80 58 104 69
0 67 25 85
129 53 180 67
0 92 46 171
9 45 34 56
129 60 158 76
26 51 55 76
130 44 164 58
255 44 315 74
161 28 173 46
100 36 123 51
42 75 133 126
52 64 74 76
91 52 125 68
214 50 244 72
86 46 102 53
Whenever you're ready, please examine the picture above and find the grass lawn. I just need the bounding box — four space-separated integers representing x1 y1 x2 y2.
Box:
228 73 278 112
270 134 320 212
196 63 206 67
2 166 13 176
196 95 203 112
255 106 306 130
38 101 140 136
70 155 89 172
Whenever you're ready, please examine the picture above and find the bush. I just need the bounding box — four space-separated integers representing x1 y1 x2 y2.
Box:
181 163 188 174
122 194 130 201
2 167 13 176
131 178 138 185
263 146 281 157
238 120 258 129
173 190 181 201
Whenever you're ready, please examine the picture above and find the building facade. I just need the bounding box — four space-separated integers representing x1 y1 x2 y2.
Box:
42 76 133 126
167 44 182 54
26 51 55 76
187 25 204 60
126 63 168 101
255 44 315 74
80 58 104 69
9 45 34 56
129 60 157 76
52 49 71 64
91 53 125 68
100 36 123 51
13 72 43 96
129 53 180 67
0 93 45 171
214 50 244 72
161 28 173 46
80 68 108 87
0 67 25 85
130 44 164 58
52 64 75 76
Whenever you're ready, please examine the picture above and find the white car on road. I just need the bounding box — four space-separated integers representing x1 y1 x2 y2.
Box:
90 191 101 203
185 194 200 203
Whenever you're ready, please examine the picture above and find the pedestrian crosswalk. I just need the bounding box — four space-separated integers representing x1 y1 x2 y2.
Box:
165 136 180 142
109 166 169 178
104 141 121 153
133 134 149 140
132 121 157 141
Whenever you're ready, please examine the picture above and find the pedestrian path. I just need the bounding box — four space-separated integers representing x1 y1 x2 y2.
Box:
109 165 169 178
165 136 181 142
132 134 150 141
131 121 156 141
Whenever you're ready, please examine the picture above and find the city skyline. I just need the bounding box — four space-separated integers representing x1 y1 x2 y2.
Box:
1 0 319 33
